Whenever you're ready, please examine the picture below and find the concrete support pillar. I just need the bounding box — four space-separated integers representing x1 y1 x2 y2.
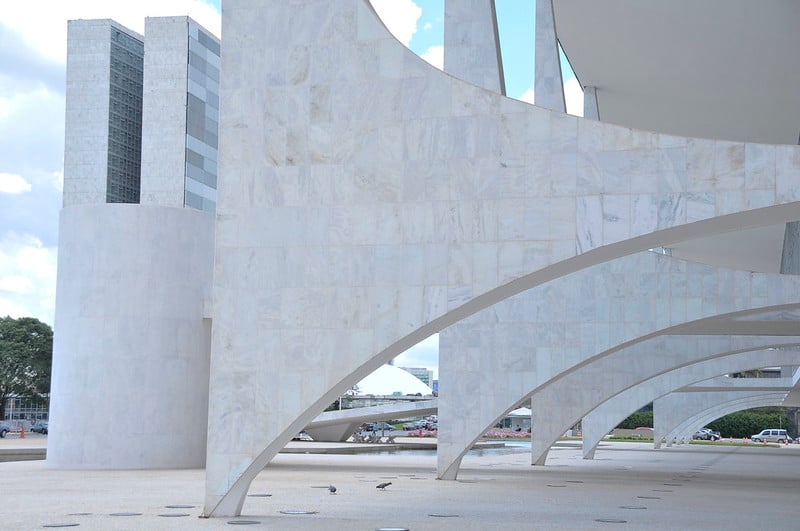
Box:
583 85 599 120
534 0 565 112
443 0 505 94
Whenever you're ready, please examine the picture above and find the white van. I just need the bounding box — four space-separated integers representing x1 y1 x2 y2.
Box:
751 429 790 443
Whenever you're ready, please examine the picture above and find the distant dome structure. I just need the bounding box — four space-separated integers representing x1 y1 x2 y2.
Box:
356 364 433 396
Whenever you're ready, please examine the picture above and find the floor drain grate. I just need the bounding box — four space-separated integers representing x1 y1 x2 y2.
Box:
158 513 191 517
376 528 410 531
637 496 660 499
595 518 627 523
109 513 142 517
428 514 460 518
565 480 584 483
66 513 91 516
619 506 647 510
247 494 271 497
43 525 80 528
227 520 261 525
663 483 682 486
165 505 195 508
279 510 317 515
547 484 567 487
652 489 672 492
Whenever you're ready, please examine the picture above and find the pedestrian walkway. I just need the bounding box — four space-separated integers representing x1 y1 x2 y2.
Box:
1 440 797 529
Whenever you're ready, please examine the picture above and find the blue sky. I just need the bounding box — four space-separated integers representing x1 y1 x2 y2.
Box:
382 0 581 108
0 0 583 376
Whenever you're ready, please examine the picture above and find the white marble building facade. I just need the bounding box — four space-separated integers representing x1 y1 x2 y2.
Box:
200 0 800 516
52 0 800 519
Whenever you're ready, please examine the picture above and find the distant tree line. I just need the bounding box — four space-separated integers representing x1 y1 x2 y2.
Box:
616 411 653 429
706 409 795 439
615 407 796 438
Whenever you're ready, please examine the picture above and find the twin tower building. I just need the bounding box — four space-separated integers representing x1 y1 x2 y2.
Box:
64 17 219 210
50 17 220 468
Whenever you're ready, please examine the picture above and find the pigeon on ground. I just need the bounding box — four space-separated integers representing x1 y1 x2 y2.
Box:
376 482 392 490
329 485 337 494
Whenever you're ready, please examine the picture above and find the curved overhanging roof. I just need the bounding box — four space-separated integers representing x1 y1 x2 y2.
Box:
553 0 800 145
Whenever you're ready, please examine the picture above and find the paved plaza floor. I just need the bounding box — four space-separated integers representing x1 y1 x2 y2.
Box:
1 438 798 530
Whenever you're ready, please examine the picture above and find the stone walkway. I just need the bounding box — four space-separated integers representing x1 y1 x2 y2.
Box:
1 439 798 529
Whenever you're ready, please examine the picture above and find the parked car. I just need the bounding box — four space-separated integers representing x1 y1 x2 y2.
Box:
402 420 420 431
0 422 10 438
30 420 48 434
751 429 790 443
403 419 435 431
692 428 720 441
365 422 395 432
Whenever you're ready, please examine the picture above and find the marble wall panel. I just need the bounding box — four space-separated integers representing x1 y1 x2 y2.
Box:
202 0 800 515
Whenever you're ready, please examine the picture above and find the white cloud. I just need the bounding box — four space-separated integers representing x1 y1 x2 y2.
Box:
519 87 535 104
420 45 443 69
2 0 220 64
0 232 57 324
423 22 432 31
51 170 64 192
0 298 29 320
369 0 422 46
0 275 32 294
393 333 439 379
564 77 584 117
0 173 32 194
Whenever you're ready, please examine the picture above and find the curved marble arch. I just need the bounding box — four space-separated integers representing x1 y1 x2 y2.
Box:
672 393 791 445
207 0 800 516
581 348 800 459
437 250 800 479
663 375 795 446
658 392 789 446
527 339 800 466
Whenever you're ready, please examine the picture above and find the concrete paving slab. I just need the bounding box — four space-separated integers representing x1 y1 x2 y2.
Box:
0 440 798 530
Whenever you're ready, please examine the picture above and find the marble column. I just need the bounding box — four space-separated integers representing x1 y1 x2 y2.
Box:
534 0 565 112
583 85 599 120
443 0 505 94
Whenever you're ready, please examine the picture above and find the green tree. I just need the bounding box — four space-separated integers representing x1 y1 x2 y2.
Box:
707 408 795 438
0 316 53 418
616 411 653 429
